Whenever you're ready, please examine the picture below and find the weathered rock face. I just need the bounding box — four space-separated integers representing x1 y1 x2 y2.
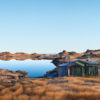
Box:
85 49 100 54
58 50 69 57
0 69 29 85
52 57 69 66
77 49 100 59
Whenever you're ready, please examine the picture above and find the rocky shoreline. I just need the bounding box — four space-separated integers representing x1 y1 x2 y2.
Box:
0 69 29 86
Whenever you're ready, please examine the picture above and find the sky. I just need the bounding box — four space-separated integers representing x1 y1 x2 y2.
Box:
0 0 100 54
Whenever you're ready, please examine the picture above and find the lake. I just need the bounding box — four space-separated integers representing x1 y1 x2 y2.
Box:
0 60 56 78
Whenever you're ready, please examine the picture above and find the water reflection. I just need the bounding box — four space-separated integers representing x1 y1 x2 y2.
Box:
0 60 56 78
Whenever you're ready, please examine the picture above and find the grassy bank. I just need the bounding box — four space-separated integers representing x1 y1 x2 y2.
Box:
0 77 100 100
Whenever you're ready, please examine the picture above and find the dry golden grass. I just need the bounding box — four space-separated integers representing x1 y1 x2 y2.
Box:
0 85 5 90
10 83 21 90
11 84 23 96
30 95 40 100
33 86 45 96
41 96 53 100
25 87 33 95
14 95 29 100
46 91 55 97
0 88 10 95
31 80 46 86
0 94 13 100
0 77 100 100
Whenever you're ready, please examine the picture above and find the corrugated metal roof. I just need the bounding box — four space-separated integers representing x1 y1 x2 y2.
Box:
58 61 77 67
86 61 98 64
58 60 99 67
76 60 99 65
76 62 85 67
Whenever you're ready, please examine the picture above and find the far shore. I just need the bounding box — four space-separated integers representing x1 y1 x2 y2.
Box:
0 49 100 61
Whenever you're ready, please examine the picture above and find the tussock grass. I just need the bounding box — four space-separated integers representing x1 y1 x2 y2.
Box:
66 84 95 92
31 80 46 86
15 95 29 100
0 88 10 95
46 91 55 97
46 85 63 92
62 91 100 100
11 84 23 96
25 87 33 95
41 96 53 100
30 95 40 100
33 86 45 96
0 85 5 90
0 77 100 100
10 83 21 90
0 94 13 100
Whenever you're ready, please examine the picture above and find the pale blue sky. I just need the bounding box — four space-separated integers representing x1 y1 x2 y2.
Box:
0 0 100 53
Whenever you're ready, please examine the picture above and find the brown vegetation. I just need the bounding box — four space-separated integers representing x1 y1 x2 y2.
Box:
0 77 100 100
0 49 100 61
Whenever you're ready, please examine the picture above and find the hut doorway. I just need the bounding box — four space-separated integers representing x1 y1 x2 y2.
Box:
70 68 72 76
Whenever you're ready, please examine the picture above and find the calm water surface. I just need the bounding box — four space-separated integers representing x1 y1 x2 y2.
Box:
0 60 56 78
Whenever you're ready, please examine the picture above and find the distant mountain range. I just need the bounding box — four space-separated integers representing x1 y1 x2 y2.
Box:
0 49 100 61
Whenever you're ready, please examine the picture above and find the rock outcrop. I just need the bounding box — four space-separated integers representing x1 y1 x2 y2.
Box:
0 69 28 85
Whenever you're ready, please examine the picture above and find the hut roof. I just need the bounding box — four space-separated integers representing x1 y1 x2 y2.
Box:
79 60 99 65
75 62 85 67
58 60 99 67
58 61 77 67
87 61 98 64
